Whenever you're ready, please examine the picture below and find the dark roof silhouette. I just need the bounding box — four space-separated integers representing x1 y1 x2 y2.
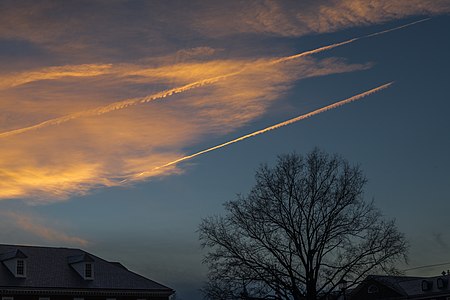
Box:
364 275 424 295
351 274 450 299
0 244 173 296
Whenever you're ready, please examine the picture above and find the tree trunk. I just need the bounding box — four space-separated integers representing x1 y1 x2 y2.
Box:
306 281 317 300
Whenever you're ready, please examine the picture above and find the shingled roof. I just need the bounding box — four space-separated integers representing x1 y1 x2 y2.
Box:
0 244 173 297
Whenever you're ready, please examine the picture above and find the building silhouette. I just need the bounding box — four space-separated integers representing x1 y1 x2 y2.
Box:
0 244 173 300
349 273 450 300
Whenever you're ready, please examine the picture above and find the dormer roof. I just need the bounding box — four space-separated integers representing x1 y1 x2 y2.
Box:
67 253 94 264
0 249 28 261
109 261 128 270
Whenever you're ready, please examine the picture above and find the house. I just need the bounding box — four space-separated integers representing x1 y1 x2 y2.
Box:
0 244 174 300
349 273 450 299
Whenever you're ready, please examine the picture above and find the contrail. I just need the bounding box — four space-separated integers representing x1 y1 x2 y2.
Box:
0 72 239 138
365 17 430 38
129 82 393 180
0 18 427 139
272 17 430 64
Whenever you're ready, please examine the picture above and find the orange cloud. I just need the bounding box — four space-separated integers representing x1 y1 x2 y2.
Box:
0 52 368 202
0 64 113 89
0 4 431 203
1 21 384 140
0 17 425 143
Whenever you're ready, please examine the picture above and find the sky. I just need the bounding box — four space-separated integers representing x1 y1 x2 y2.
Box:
0 1 450 298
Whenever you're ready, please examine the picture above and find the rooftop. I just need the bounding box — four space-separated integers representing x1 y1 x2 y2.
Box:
0 244 173 295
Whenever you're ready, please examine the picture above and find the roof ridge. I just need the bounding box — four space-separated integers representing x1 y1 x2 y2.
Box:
0 243 81 251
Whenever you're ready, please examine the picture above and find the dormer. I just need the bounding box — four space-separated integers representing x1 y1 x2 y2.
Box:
422 279 432 291
67 253 95 280
437 276 448 289
0 249 28 278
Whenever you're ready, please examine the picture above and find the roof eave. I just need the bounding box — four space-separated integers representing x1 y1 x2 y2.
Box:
0 287 174 297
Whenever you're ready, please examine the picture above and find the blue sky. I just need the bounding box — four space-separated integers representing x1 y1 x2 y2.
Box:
0 1 450 299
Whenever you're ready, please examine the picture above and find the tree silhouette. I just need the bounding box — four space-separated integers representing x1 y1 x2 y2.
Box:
199 149 408 300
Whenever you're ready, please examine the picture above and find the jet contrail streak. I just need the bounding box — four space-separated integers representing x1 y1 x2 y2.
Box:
0 18 427 139
272 17 430 64
271 39 358 64
0 72 239 138
129 82 392 180
365 17 430 38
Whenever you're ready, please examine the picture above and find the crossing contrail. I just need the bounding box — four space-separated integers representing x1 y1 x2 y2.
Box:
128 82 393 180
0 18 427 139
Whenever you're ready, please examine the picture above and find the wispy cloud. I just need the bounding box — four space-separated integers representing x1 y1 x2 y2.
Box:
0 64 113 90
0 54 367 201
0 1 440 203
0 18 422 139
0 1 447 61
0 211 88 246
193 1 449 38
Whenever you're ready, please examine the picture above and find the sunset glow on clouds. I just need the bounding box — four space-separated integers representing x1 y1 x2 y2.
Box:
0 53 370 201
0 25 440 201
0 14 430 202
0 56 368 202
1 1 450 298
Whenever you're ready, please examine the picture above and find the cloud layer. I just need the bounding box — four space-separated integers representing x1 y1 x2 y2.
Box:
0 1 448 202
0 53 369 201
0 0 448 62
193 0 450 37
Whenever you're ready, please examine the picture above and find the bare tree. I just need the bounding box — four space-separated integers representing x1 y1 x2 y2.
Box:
199 149 408 300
